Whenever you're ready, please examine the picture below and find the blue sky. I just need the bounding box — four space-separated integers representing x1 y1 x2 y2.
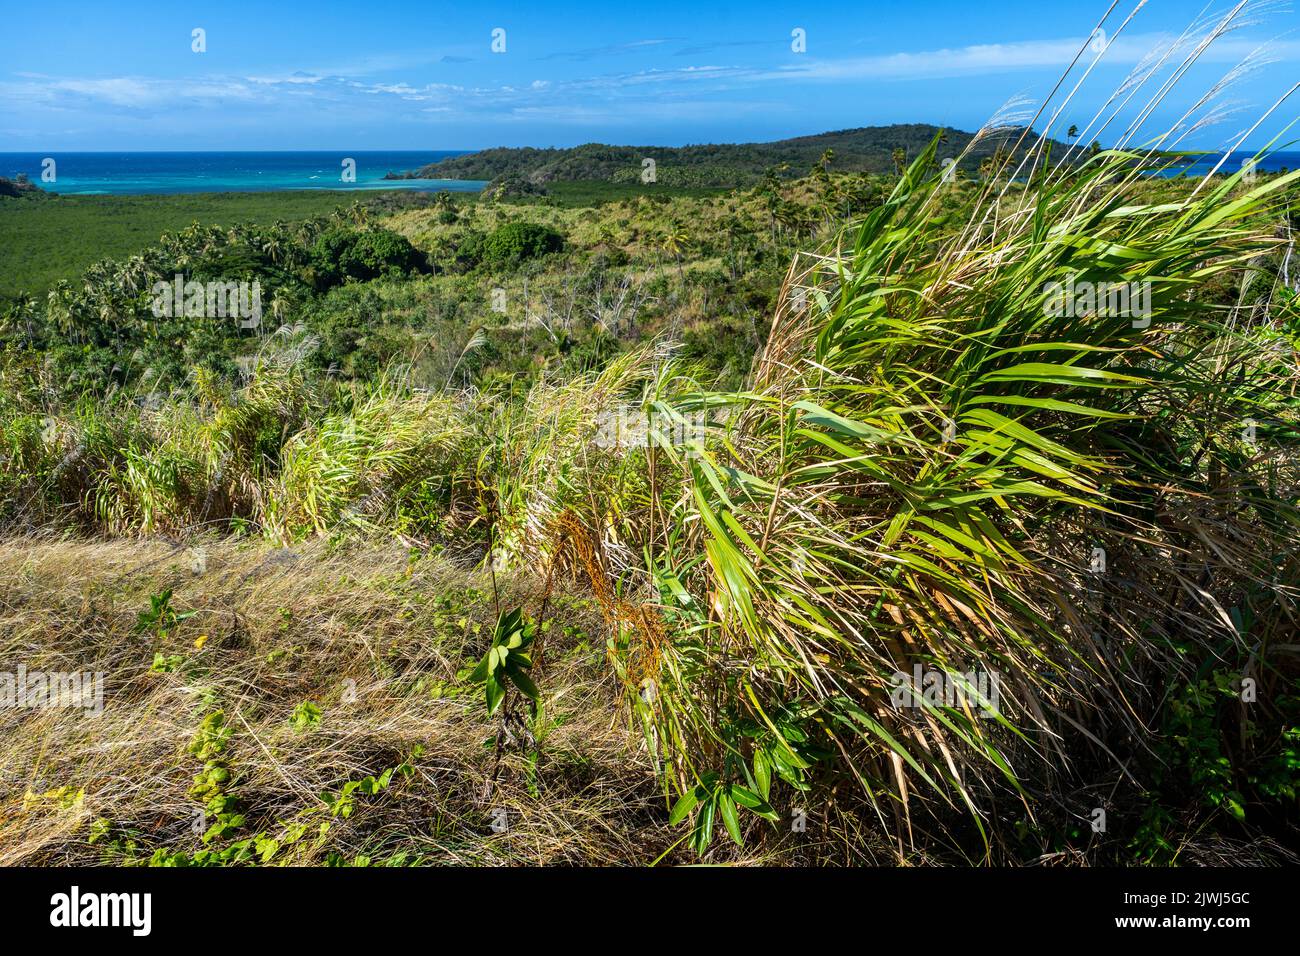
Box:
1 0 1297 151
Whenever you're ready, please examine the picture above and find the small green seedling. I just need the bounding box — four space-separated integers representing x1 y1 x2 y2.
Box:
468 607 540 716
134 588 196 639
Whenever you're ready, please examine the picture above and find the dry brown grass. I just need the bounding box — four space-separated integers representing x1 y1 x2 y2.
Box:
0 536 695 865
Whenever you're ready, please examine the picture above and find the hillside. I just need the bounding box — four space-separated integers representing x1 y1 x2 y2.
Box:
390 124 1067 188
0 175 48 199
2 143 1297 870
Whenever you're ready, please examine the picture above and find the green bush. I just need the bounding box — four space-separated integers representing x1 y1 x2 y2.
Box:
478 222 565 268
310 228 427 287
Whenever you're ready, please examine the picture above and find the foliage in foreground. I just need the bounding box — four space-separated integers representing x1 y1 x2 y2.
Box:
3 5 1300 864
634 137 1299 860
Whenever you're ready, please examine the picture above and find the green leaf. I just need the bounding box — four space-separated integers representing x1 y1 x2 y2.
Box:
505 666 539 700
692 797 716 855
668 787 701 825
753 751 771 801
730 784 777 821
467 653 492 684
719 791 743 845
484 676 505 716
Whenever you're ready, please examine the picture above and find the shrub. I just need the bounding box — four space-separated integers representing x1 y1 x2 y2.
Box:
310 228 427 287
480 222 564 268
631 137 1300 859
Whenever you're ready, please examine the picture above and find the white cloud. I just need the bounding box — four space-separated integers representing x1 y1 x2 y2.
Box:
751 33 1300 83
3 75 264 109
4 30 1294 132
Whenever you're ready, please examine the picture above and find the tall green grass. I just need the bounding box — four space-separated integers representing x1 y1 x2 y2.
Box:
622 1 1300 858
1 2 1297 865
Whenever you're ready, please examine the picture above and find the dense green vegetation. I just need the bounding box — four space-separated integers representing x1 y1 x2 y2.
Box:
394 124 1064 188
3 163 883 398
456 221 565 269
498 179 728 206
1 122 1297 866
0 191 366 301
0 175 46 199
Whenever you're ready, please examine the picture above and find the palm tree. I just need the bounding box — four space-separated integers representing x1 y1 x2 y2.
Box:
431 191 457 222
659 227 690 281
46 283 79 345
260 234 286 265
754 165 789 247
120 256 149 296
979 145 1010 182
1 294 36 345
773 201 804 239
270 291 291 328
812 148 834 181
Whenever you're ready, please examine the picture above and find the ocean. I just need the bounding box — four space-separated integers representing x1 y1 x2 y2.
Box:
0 151 486 196
1 149 1294 197
1146 149 1300 178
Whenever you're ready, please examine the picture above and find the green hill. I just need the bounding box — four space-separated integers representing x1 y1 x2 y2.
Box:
390 124 1066 188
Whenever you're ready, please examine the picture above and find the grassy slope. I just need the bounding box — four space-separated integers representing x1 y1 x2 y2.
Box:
1 157 1294 867
0 183 738 305
511 181 729 205
0 192 361 301
0 537 839 866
